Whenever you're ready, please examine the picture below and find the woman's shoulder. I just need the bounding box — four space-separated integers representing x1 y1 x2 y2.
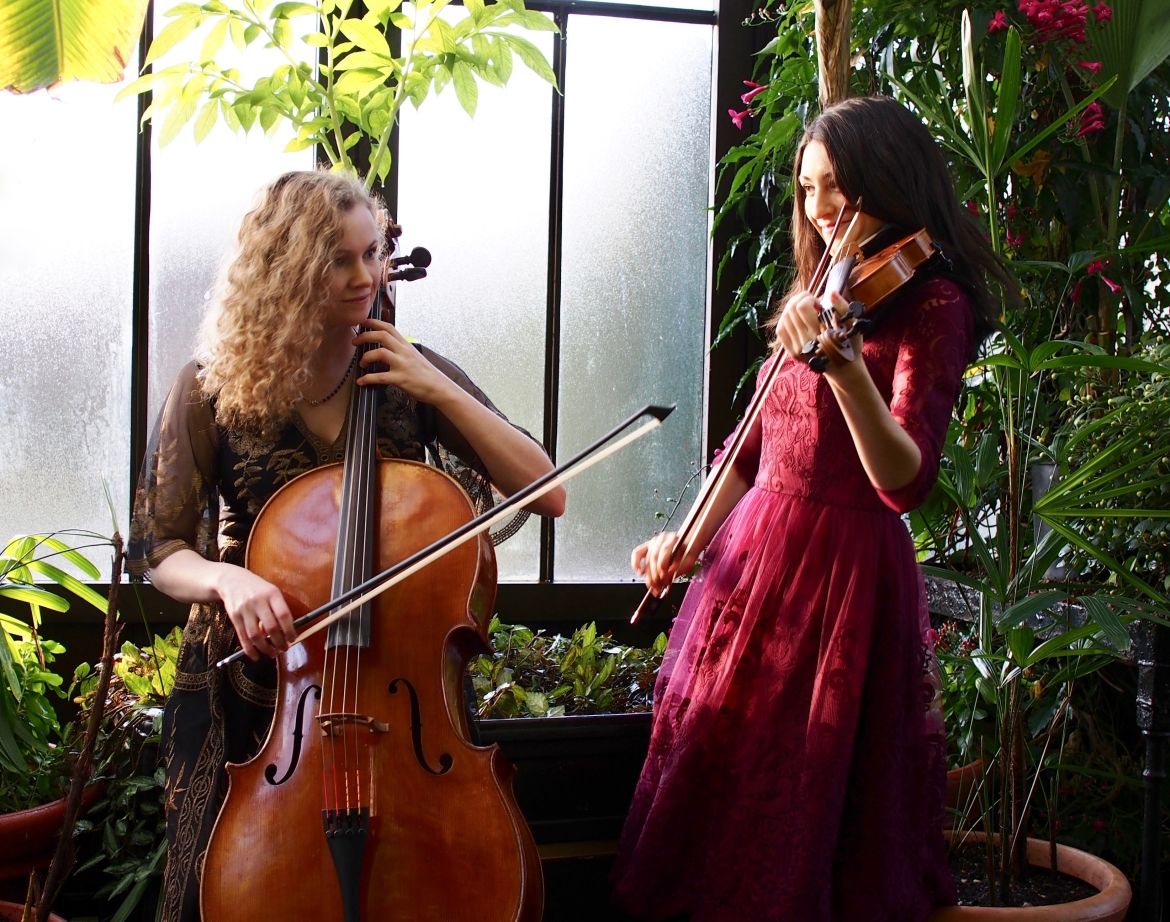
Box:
889 272 976 331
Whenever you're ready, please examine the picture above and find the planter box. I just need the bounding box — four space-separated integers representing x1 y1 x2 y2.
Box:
476 713 651 848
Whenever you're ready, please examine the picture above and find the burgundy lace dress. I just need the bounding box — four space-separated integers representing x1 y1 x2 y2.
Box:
611 276 973 922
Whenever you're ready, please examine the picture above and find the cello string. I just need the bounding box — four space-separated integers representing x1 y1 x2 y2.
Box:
345 353 376 812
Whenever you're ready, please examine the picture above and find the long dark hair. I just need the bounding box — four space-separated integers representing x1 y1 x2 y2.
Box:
778 95 1011 347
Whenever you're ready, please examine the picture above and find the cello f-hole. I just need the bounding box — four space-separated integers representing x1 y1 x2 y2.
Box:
265 683 322 786
388 677 455 775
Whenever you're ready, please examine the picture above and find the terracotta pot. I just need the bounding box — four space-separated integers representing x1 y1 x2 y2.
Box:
0 786 104 881
0 900 68 921
945 759 985 822
928 831 1133 921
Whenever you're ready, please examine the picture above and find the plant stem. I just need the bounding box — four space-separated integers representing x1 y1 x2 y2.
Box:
35 536 125 922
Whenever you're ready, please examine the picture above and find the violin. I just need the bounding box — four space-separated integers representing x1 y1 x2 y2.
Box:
803 227 938 371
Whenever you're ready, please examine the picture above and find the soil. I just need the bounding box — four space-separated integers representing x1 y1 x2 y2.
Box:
951 839 1100 907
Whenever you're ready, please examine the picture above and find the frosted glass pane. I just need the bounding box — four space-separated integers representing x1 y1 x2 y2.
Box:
0 81 136 545
556 17 713 581
147 12 315 422
395 29 554 581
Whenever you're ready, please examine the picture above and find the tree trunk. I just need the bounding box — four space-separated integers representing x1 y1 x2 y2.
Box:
814 0 852 108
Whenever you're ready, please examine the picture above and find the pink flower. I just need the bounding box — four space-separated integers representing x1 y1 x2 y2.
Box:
1092 1 1112 22
1077 60 1102 74
1006 227 1024 248
741 83 767 105
728 107 754 130
989 10 1010 32
1076 100 1106 136
1018 0 1091 42
924 628 939 649
1087 258 1122 293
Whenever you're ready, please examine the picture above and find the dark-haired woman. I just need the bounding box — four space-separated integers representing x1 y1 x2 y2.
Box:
128 169 564 922
611 95 1008 921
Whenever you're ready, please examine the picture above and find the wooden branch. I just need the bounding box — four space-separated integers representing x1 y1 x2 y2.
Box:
814 0 853 108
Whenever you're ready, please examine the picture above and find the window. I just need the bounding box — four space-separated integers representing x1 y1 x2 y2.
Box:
0 0 754 619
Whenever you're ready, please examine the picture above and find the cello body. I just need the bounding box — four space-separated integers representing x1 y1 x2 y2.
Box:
200 458 543 921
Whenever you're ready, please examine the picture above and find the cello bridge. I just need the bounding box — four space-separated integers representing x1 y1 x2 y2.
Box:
316 712 390 736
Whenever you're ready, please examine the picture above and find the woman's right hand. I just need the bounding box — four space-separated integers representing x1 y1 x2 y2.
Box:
214 565 296 661
631 532 700 598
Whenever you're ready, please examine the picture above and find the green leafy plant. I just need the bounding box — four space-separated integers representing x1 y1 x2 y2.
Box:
72 627 181 922
0 0 150 93
1049 337 1170 592
914 330 1170 903
0 532 111 813
471 617 666 719
119 0 558 187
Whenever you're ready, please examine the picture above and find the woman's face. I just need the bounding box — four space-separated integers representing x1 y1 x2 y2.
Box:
325 205 381 327
799 140 883 255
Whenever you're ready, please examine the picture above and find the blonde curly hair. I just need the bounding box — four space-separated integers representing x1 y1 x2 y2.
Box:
197 170 391 431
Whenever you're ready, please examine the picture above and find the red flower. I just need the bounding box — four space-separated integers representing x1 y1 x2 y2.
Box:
1018 0 1091 42
1077 60 1102 74
741 83 767 105
1087 258 1122 293
728 107 754 130
1076 100 1106 136
1092 1 1112 22
989 10 1010 32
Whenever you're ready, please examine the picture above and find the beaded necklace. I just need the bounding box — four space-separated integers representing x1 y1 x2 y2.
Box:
304 352 356 407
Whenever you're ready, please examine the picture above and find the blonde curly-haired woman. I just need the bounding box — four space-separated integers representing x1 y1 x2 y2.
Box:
128 169 564 922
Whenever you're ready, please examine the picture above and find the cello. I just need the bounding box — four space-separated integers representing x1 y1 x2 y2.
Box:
200 259 542 921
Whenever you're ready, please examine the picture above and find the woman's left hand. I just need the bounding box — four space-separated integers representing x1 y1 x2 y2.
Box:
354 318 455 404
774 290 864 383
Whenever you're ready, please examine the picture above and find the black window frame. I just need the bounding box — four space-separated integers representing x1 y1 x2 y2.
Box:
111 0 764 646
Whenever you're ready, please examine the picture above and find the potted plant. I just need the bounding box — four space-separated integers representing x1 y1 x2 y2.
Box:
912 325 1170 917
62 628 181 922
0 531 123 920
469 618 665 847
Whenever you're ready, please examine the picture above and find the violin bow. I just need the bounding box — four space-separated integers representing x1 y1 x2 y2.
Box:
216 403 675 667
630 204 862 624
